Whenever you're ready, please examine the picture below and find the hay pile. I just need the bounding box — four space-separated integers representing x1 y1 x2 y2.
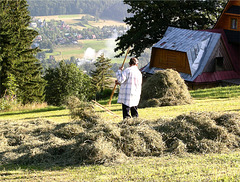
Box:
139 69 192 108
156 112 240 154
1 98 240 166
118 119 165 157
0 118 166 166
0 119 125 166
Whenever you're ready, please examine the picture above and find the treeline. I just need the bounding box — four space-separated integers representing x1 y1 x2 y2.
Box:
27 0 129 21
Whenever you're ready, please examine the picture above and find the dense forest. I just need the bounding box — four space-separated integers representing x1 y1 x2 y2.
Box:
27 0 129 21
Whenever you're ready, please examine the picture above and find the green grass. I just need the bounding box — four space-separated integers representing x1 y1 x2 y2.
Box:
1 85 240 123
0 106 70 123
190 85 240 99
45 51 61 59
79 39 108 52
61 49 83 56
58 14 83 18
1 85 240 181
53 40 111 61
52 39 125 64
97 85 240 121
1 152 240 181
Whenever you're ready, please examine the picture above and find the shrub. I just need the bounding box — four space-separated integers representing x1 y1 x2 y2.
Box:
44 61 93 106
96 88 112 100
0 95 18 111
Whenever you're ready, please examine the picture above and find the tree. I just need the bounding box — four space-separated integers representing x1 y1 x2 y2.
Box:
91 54 113 95
115 0 227 57
2 73 17 99
44 61 92 106
0 0 46 104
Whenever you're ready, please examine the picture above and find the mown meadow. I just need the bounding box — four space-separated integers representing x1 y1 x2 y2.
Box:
0 85 240 181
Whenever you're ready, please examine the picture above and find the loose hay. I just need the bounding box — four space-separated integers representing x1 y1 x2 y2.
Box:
156 112 240 153
139 69 192 108
1 111 240 166
66 96 99 125
84 136 127 164
118 118 165 156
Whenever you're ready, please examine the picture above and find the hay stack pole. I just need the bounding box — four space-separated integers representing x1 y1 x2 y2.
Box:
108 47 130 106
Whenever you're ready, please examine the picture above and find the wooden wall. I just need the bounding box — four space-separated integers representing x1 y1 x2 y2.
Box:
216 15 240 31
203 38 233 72
214 0 240 31
150 48 192 75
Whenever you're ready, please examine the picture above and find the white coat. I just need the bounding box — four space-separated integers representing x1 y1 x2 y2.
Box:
116 65 142 107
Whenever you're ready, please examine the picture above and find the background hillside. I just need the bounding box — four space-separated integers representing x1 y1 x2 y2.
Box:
27 0 129 21
26 0 145 74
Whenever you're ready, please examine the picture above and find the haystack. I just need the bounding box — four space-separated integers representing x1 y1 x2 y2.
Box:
139 69 192 108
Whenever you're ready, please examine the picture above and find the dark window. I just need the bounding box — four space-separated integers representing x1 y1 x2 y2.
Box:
231 18 237 29
215 57 224 71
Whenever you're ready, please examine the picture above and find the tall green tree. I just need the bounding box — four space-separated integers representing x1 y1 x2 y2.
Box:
115 0 227 57
91 54 113 95
44 61 92 106
0 0 46 104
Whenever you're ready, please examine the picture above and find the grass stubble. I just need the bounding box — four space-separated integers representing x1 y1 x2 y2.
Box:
1 84 240 181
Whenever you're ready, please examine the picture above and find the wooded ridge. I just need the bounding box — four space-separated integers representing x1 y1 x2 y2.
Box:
27 0 129 21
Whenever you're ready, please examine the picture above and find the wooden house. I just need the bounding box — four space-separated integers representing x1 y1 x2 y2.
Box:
142 0 240 89
214 0 240 76
214 0 240 31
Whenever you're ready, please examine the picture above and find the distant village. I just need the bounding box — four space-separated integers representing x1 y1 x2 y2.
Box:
30 17 127 49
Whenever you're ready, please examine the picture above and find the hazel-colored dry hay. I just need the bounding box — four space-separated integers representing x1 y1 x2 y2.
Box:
139 69 192 108
1 98 240 166
156 112 240 154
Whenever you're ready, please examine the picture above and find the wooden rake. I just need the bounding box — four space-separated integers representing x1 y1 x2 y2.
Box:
108 47 131 106
91 100 120 118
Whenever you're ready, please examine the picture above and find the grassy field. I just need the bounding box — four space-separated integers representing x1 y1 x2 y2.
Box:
0 86 240 123
0 85 240 181
34 14 126 30
50 39 124 63
1 152 239 181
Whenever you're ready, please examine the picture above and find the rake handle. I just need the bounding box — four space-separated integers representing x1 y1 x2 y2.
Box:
108 47 130 106
108 84 117 105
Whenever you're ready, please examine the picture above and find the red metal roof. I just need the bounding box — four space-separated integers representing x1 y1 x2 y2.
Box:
194 28 240 83
194 71 240 83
